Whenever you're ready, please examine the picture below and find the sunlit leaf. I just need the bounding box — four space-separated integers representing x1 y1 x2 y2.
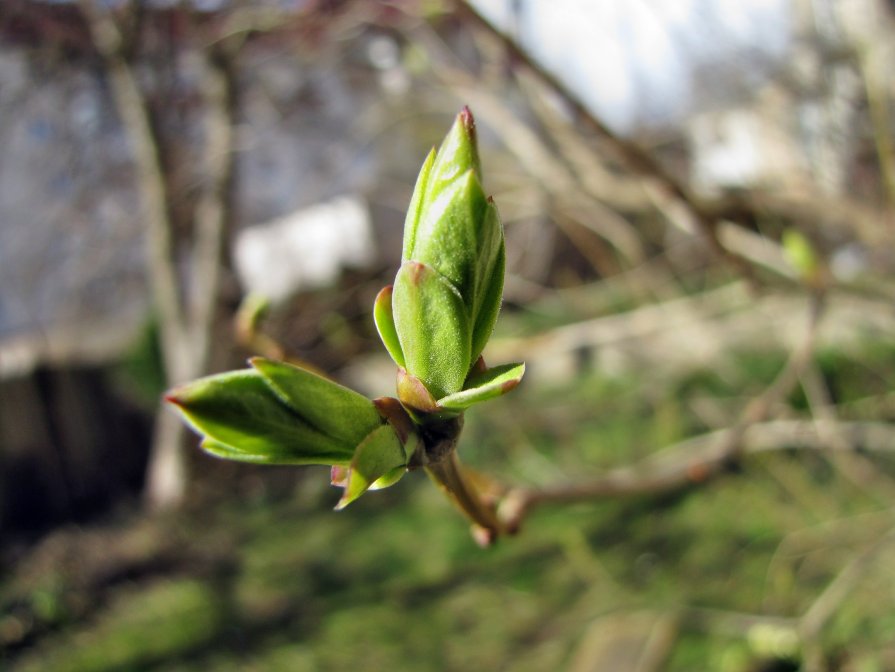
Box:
166 370 355 466
373 285 405 368
250 357 382 447
392 260 471 400
335 425 408 509
438 362 526 411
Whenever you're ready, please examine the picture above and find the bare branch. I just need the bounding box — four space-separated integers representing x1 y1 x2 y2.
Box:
454 0 757 283
499 293 825 530
188 42 238 372
79 0 188 382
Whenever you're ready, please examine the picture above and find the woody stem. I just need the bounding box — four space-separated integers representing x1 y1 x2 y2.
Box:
426 450 503 541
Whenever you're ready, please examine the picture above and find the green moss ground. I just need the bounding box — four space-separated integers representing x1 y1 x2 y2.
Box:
4 338 895 671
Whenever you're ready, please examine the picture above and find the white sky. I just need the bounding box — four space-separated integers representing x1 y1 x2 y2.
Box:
470 0 791 132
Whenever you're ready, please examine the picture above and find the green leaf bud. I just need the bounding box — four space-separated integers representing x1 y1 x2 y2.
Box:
378 107 511 407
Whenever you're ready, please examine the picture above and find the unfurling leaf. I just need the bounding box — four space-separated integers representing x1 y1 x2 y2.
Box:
249 357 381 447
438 362 526 411
166 369 358 466
335 424 411 510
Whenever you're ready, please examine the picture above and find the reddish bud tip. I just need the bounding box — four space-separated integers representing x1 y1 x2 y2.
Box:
459 105 476 141
396 367 439 414
406 261 427 286
500 379 521 394
331 465 349 488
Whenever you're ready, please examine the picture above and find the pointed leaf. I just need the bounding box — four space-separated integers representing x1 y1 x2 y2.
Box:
250 357 381 446
200 438 333 466
438 362 526 411
470 233 505 363
392 260 471 400
373 285 405 368
369 466 407 491
335 424 408 509
426 106 482 199
166 370 354 466
402 148 436 259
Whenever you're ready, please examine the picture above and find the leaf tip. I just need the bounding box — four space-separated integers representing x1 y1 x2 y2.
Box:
459 105 475 139
500 378 521 394
331 465 349 488
375 284 394 302
163 389 187 408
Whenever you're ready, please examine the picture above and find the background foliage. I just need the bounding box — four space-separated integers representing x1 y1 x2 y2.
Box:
2 1 894 670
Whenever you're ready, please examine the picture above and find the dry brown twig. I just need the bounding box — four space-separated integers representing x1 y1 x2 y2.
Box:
496 292 826 532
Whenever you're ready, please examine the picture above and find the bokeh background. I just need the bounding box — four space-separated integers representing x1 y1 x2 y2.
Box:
2 1 894 670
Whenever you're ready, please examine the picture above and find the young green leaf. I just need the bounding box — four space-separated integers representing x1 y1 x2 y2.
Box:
402 148 436 260
392 260 471 400
250 357 382 446
166 370 355 466
410 170 491 301
470 231 505 364
438 362 526 411
373 285 405 368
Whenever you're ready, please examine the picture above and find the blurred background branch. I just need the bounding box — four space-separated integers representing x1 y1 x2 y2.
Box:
2 1 894 669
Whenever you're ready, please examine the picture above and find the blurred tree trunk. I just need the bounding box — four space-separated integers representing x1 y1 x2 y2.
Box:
80 1 238 510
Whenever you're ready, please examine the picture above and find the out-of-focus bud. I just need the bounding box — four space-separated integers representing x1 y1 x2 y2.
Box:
375 107 519 412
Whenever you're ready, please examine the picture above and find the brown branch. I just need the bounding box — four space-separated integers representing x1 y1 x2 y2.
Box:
454 0 756 282
426 451 504 546
82 2 241 510
859 44 895 208
405 20 647 266
498 293 826 531
501 417 895 532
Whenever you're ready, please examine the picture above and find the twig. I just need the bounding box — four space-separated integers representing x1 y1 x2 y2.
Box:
859 44 895 208
405 20 647 266
81 1 240 510
454 0 757 283
426 450 504 546
80 0 188 381
188 40 238 372
500 415 895 531
499 293 825 530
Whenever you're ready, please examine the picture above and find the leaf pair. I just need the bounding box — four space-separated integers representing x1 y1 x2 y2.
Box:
166 358 415 508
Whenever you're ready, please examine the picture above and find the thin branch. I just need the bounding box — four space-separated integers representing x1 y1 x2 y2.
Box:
501 416 895 531
426 451 504 545
79 0 188 381
859 44 895 208
499 293 825 529
188 42 238 372
455 0 756 283
405 20 647 266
